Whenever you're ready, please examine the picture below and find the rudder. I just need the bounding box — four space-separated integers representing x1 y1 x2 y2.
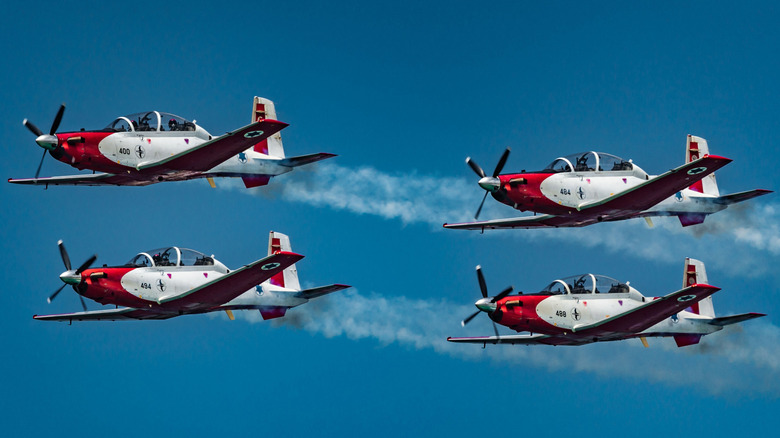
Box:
683 257 715 317
251 97 285 158
267 231 301 290
685 135 719 196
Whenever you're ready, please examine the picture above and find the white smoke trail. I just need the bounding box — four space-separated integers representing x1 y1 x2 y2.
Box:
237 288 780 396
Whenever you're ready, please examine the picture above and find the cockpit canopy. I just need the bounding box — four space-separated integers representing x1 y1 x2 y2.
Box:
544 152 633 173
105 111 196 132
539 274 630 295
126 247 214 267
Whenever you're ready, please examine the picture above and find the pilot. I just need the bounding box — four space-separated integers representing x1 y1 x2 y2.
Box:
168 118 178 131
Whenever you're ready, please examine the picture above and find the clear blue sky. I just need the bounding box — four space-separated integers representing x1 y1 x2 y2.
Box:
1 1 778 436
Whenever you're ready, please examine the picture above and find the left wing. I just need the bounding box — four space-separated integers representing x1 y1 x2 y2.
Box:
575 155 732 216
278 153 337 168
157 251 304 311
137 119 288 173
447 333 553 345
571 284 720 336
34 307 177 322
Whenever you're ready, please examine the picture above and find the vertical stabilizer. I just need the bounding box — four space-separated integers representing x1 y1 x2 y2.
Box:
267 231 301 290
685 135 719 196
251 97 285 158
683 257 715 317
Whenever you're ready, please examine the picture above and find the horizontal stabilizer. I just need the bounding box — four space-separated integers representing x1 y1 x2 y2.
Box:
278 153 336 168
300 284 350 299
708 312 766 326
714 189 773 205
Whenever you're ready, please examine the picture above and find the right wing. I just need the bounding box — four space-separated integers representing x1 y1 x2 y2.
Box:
444 214 593 230
8 173 154 186
137 119 288 173
447 333 593 346
34 307 177 322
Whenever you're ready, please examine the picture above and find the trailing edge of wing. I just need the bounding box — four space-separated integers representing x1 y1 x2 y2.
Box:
8 173 151 186
708 312 766 326
278 153 337 168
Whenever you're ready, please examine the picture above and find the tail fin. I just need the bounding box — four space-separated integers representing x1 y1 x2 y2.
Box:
685 135 720 196
267 231 300 290
251 96 285 158
683 258 715 317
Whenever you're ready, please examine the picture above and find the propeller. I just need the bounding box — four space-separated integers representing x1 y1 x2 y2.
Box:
466 147 511 219
48 240 96 312
461 265 514 340
23 104 66 180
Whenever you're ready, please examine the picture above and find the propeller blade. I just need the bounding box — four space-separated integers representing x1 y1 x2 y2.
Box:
48 284 67 303
23 118 43 137
49 104 65 135
492 321 500 339
34 149 47 180
78 294 87 312
466 157 486 178
461 310 481 327
492 286 513 303
492 147 511 177
476 265 488 298
474 191 489 220
74 254 97 274
57 240 72 271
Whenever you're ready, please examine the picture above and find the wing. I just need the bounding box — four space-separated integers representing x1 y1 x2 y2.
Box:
137 119 288 173
34 307 177 322
571 284 721 336
8 173 155 186
714 189 773 205
446 333 582 345
157 251 304 311
299 284 350 299
575 155 732 216
444 214 595 230
708 312 766 326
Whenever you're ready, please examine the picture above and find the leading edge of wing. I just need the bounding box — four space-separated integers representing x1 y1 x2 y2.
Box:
157 251 304 311
447 333 553 345
576 155 732 216
443 214 590 230
571 284 721 336
34 307 176 322
137 119 288 173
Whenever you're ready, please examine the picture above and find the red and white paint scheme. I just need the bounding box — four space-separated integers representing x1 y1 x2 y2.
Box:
34 231 349 322
10 97 335 188
449 259 764 347
444 135 771 230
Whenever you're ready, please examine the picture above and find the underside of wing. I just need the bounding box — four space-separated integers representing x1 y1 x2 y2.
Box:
34 307 177 322
137 119 288 173
8 173 154 186
708 312 766 326
576 155 732 217
714 189 773 205
157 251 304 312
278 153 337 168
443 214 594 230
571 284 721 337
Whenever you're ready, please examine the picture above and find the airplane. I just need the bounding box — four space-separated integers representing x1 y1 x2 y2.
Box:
9 97 335 188
448 258 765 347
34 231 349 322
443 135 771 230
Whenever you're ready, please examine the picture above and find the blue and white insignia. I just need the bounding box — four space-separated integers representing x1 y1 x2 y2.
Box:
244 130 264 139
157 279 166 292
677 294 696 302
135 145 145 159
577 186 586 200
687 166 707 175
261 262 281 271
238 152 247 163
675 191 684 202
